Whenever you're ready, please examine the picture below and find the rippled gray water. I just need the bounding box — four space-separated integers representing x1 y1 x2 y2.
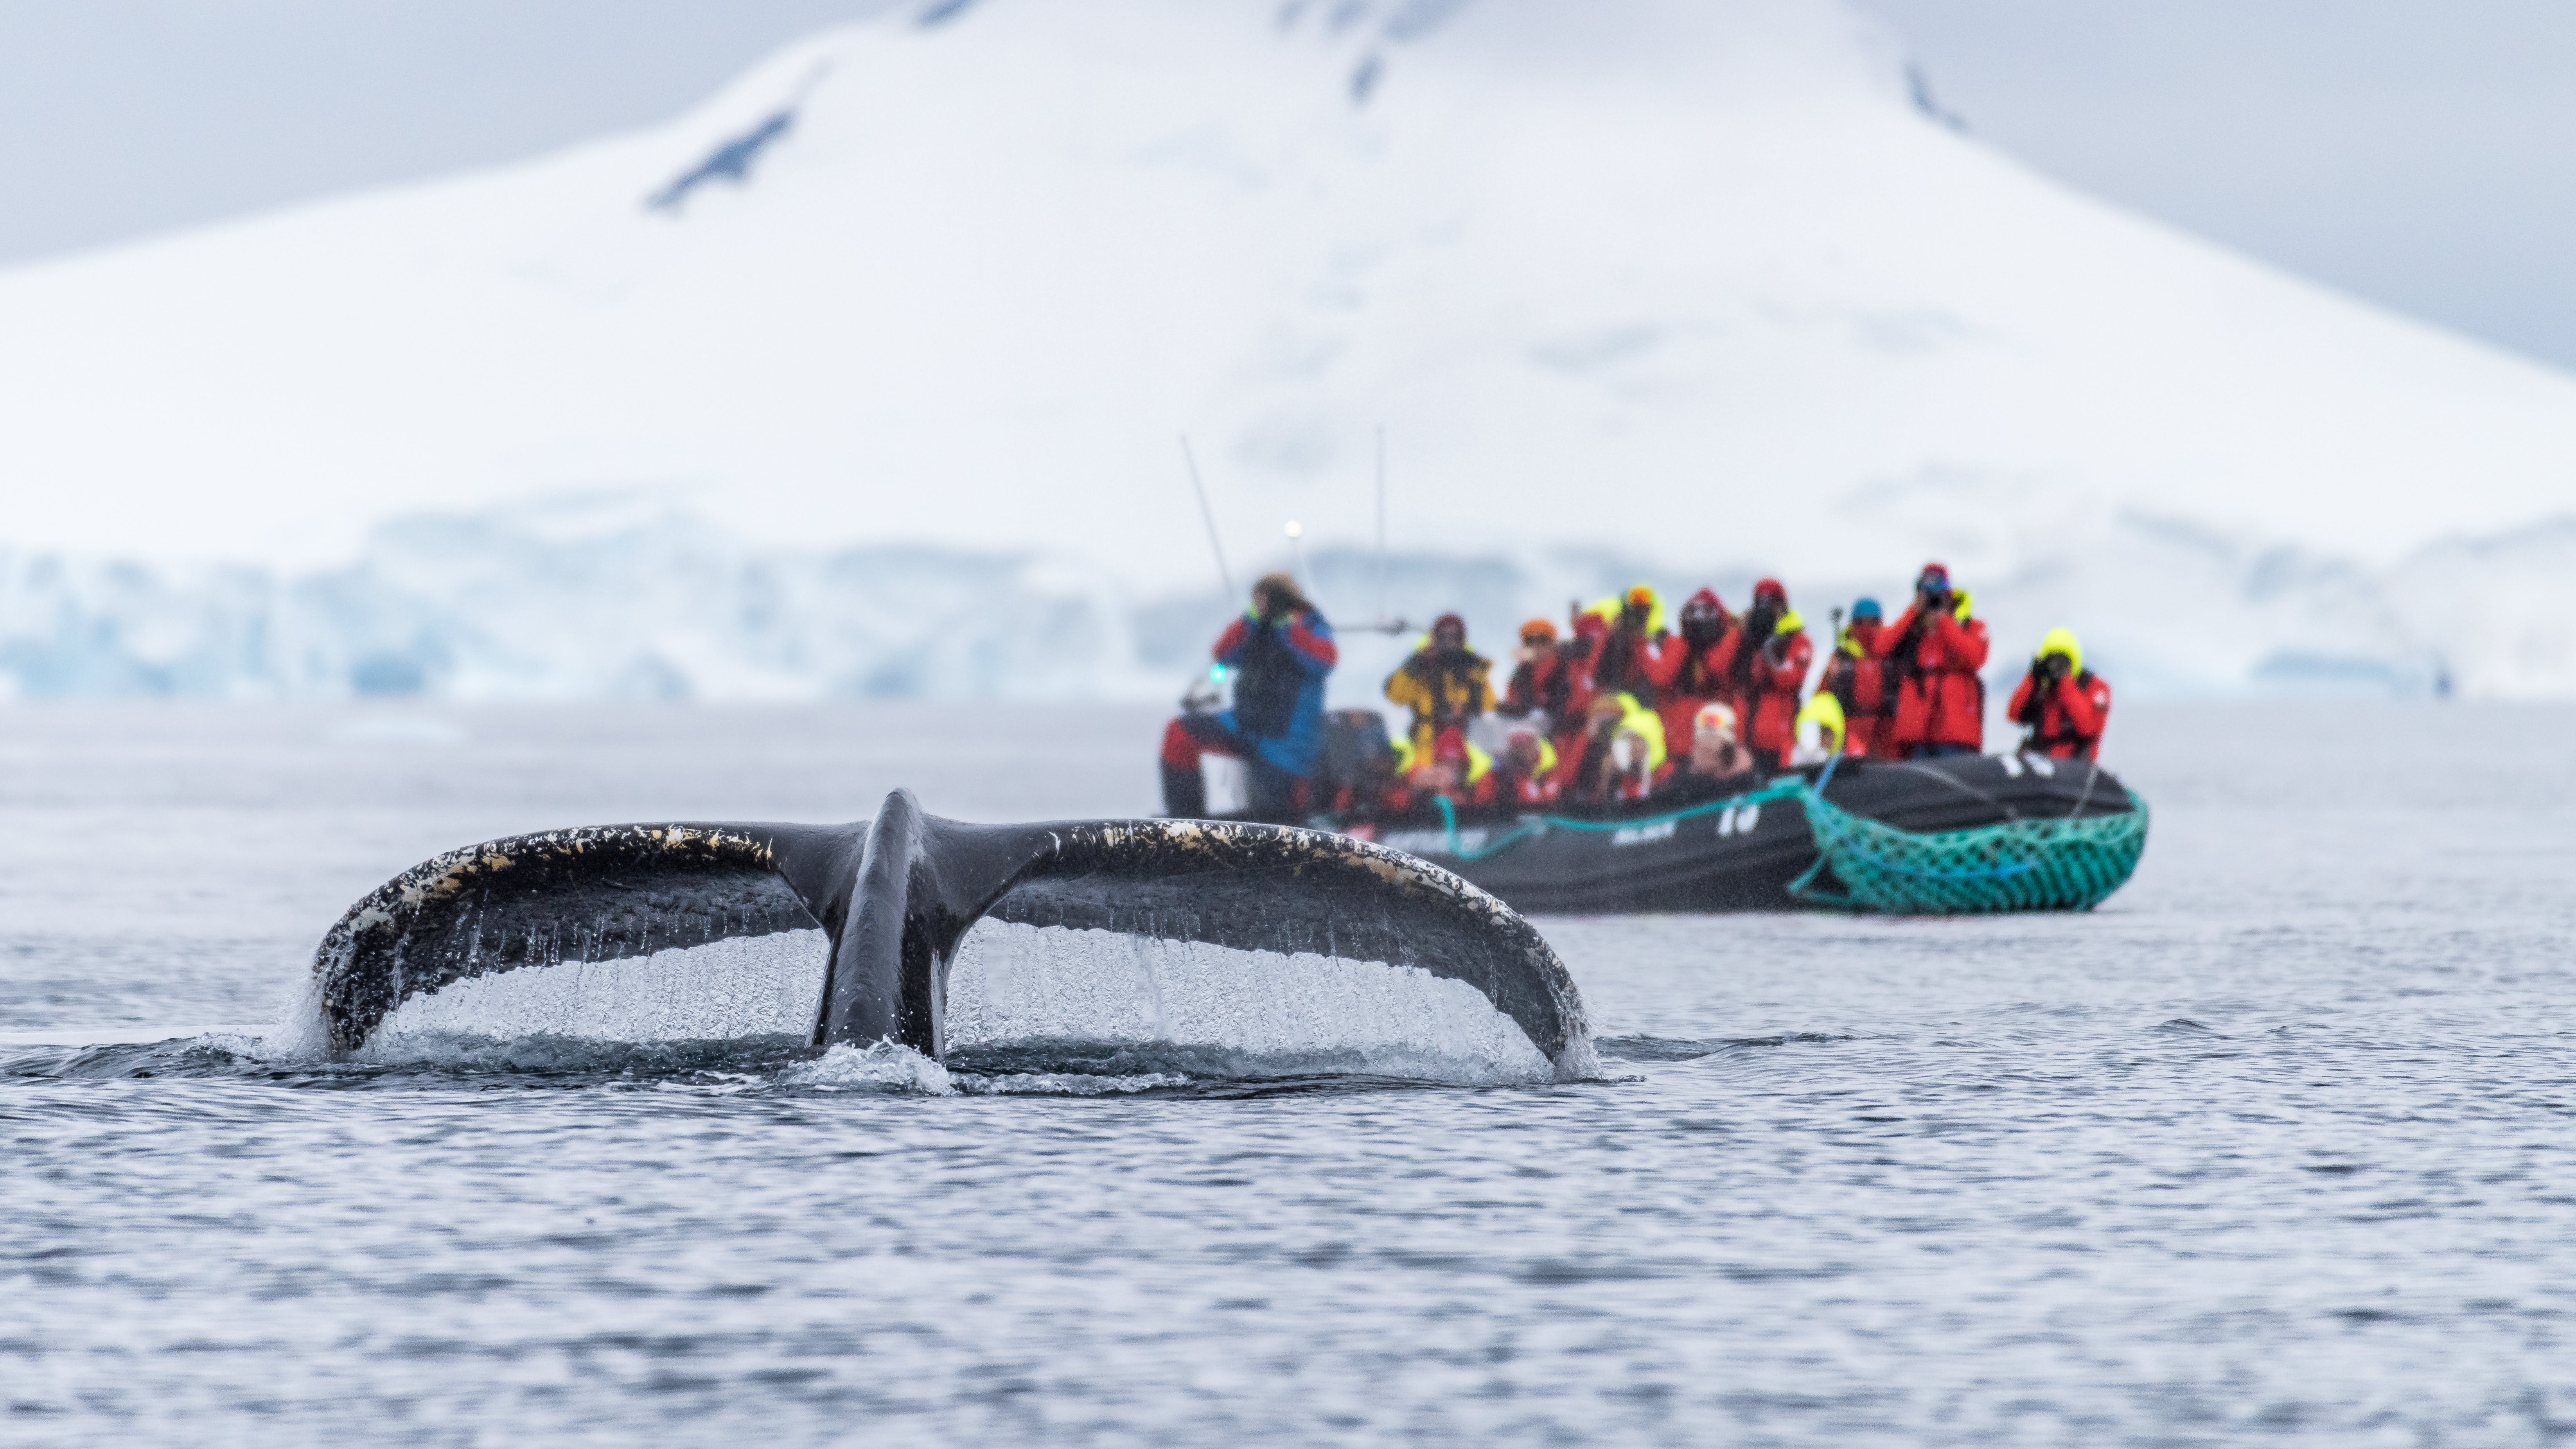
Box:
5 700 2575 1446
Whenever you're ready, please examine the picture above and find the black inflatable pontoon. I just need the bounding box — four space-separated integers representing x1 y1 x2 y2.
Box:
1322 752 2147 916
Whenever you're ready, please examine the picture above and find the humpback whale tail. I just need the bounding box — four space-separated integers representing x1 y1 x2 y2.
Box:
313 790 1592 1081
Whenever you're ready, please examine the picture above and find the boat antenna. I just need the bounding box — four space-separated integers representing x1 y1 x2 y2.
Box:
1374 424 1389 627
1342 425 1410 635
1179 435 1235 600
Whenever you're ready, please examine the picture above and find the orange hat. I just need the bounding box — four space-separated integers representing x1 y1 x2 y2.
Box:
1624 585 1656 609
1519 617 1557 643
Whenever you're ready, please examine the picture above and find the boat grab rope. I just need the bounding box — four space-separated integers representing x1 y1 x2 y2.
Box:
1431 777 1812 863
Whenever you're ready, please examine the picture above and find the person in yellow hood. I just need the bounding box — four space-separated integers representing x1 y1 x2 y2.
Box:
1496 724 1562 806
1410 727 1498 812
1791 691 1848 765
1383 612 1494 758
1564 691 1668 805
2007 628 2113 760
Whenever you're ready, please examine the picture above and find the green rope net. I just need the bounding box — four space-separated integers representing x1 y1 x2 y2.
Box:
1786 784 2150 914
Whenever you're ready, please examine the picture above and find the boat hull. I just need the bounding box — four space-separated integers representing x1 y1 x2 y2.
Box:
1339 754 2144 916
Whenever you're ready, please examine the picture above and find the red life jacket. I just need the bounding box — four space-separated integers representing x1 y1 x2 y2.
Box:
1878 605 1989 749
1647 595 1735 753
1585 623 1660 705
2007 668 2112 760
1825 620 1897 759
1502 652 1571 721
1741 627 1811 760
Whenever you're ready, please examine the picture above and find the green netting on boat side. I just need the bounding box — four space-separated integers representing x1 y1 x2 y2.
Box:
1787 787 2149 914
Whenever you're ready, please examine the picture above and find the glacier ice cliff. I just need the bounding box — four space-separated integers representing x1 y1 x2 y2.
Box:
2 493 2566 704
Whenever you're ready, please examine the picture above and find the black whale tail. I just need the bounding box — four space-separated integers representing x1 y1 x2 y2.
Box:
313 791 1592 1078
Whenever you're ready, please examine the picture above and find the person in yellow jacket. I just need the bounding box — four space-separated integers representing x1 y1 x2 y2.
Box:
1383 612 1494 758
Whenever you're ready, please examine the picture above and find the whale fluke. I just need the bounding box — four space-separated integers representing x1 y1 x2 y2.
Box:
313 791 1590 1075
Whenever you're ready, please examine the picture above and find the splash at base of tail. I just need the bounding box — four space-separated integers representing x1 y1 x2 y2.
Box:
313 791 1591 1079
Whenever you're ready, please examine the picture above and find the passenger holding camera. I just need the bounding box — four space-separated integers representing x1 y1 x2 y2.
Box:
1720 578 1811 772
1644 587 1737 763
1563 693 1669 806
2008 628 2113 760
1577 586 1666 708
1874 562 1989 760
1159 571 1338 818
1384 612 1493 760
1496 617 1572 729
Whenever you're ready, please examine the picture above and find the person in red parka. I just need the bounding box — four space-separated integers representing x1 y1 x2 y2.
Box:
2007 628 2113 760
1409 727 1499 812
1721 579 1811 770
1644 587 1735 759
1818 596 1899 759
1577 585 1665 707
1497 618 1574 728
1875 562 1990 758
1555 610 1611 761
1495 724 1562 807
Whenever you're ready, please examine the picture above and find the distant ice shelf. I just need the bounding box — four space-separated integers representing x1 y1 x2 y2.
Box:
2 493 2565 702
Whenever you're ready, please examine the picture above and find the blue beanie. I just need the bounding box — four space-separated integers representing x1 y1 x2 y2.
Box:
1852 597 1883 620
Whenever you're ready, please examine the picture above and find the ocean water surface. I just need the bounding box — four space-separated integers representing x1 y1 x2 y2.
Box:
5 700 2574 1445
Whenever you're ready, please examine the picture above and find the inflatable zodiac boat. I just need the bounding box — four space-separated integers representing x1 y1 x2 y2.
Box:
1324 753 2148 916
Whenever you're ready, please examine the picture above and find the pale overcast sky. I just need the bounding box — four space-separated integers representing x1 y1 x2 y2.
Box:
4 1 2572 368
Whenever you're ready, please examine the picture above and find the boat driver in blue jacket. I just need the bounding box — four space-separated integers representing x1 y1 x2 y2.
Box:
1159 572 1339 819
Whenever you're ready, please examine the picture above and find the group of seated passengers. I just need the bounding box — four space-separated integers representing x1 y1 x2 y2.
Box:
1337 697 1770 825
1155 565 2113 824
1349 561 2111 823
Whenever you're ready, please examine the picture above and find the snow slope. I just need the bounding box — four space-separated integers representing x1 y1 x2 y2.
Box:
0 0 2572 699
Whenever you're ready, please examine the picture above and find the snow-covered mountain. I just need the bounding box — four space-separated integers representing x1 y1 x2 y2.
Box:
2 0 2573 700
